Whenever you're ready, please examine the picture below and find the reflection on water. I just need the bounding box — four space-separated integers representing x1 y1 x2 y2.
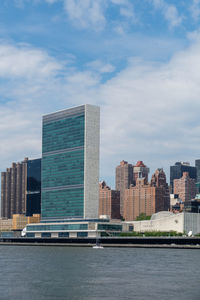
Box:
0 246 199 300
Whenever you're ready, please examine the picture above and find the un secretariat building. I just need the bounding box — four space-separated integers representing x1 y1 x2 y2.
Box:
25 104 122 238
41 104 100 221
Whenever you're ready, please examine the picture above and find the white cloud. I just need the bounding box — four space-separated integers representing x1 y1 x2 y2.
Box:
0 44 62 78
190 0 200 21
13 0 137 31
1 37 200 186
86 60 115 73
120 7 134 18
151 0 182 28
110 0 127 4
63 0 106 30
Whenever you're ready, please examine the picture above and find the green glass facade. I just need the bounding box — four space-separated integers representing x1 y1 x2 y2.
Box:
42 108 85 220
97 224 122 231
27 223 88 231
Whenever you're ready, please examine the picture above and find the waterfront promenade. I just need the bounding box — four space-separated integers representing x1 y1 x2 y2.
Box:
0 236 200 248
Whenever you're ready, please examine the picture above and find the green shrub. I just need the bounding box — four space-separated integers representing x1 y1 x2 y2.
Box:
136 213 151 221
120 231 183 237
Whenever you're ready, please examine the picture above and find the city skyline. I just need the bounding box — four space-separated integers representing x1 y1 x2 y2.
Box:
0 1 200 188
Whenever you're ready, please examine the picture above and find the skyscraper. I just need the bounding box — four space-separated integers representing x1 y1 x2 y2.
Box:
1 158 41 219
26 158 41 216
41 104 100 220
170 162 197 192
195 159 200 181
195 159 200 193
115 160 133 217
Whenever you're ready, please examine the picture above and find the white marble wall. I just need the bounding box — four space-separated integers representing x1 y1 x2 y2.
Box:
184 213 200 235
84 104 100 219
126 213 184 233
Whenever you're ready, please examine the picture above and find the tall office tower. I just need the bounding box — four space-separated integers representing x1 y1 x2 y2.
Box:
1 172 6 217
174 172 196 202
41 104 100 220
124 169 170 221
133 161 149 185
99 181 120 220
115 160 133 218
195 159 200 193
1 158 41 218
26 158 41 216
170 162 197 192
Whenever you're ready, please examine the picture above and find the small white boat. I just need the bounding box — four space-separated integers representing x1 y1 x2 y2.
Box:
93 232 104 248
93 244 104 249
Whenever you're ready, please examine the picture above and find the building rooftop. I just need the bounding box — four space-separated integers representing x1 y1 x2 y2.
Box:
135 161 146 167
151 211 174 221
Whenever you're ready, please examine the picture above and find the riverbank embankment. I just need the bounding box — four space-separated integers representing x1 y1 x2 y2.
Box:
0 236 200 248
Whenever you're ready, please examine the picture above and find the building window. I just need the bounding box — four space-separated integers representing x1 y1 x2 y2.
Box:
26 233 35 238
77 232 88 237
129 225 134 231
58 232 69 237
41 232 51 238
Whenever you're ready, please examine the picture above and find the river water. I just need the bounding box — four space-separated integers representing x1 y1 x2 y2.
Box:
0 246 199 300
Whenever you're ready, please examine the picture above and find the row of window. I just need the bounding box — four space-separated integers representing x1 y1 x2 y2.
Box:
97 224 122 231
41 187 84 218
27 223 88 231
26 232 88 238
42 151 84 188
43 115 84 153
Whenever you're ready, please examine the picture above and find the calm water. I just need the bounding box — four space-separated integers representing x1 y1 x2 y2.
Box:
0 246 199 300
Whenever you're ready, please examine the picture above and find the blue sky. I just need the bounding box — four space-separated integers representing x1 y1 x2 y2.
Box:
1 0 200 187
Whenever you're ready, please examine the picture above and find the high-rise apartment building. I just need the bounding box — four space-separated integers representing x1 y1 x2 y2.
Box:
124 169 170 221
174 172 196 202
1 158 41 219
195 159 200 193
41 104 100 220
170 162 196 192
151 168 170 211
99 181 120 220
133 161 149 185
115 160 133 217
195 159 200 182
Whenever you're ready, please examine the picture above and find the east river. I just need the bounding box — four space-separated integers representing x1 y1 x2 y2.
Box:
0 246 199 300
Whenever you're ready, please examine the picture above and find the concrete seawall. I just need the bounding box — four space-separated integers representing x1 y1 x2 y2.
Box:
0 237 200 248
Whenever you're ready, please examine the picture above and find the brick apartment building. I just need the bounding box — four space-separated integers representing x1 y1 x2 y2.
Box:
99 181 120 219
1 158 41 219
124 168 170 221
133 161 149 185
115 161 133 217
174 172 197 202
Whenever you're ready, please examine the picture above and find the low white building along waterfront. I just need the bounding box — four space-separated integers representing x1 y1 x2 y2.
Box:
124 211 200 235
25 219 123 238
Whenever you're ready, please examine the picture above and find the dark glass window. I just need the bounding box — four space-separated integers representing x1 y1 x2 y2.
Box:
27 223 88 231
77 232 88 237
26 233 35 238
58 232 69 237
129 225 134 231
41 113 85 220
26 158 41 216
97 224 122 231
41 232 51 238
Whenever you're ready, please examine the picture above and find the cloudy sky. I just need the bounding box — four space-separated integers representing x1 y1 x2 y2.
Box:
0 0 200 187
